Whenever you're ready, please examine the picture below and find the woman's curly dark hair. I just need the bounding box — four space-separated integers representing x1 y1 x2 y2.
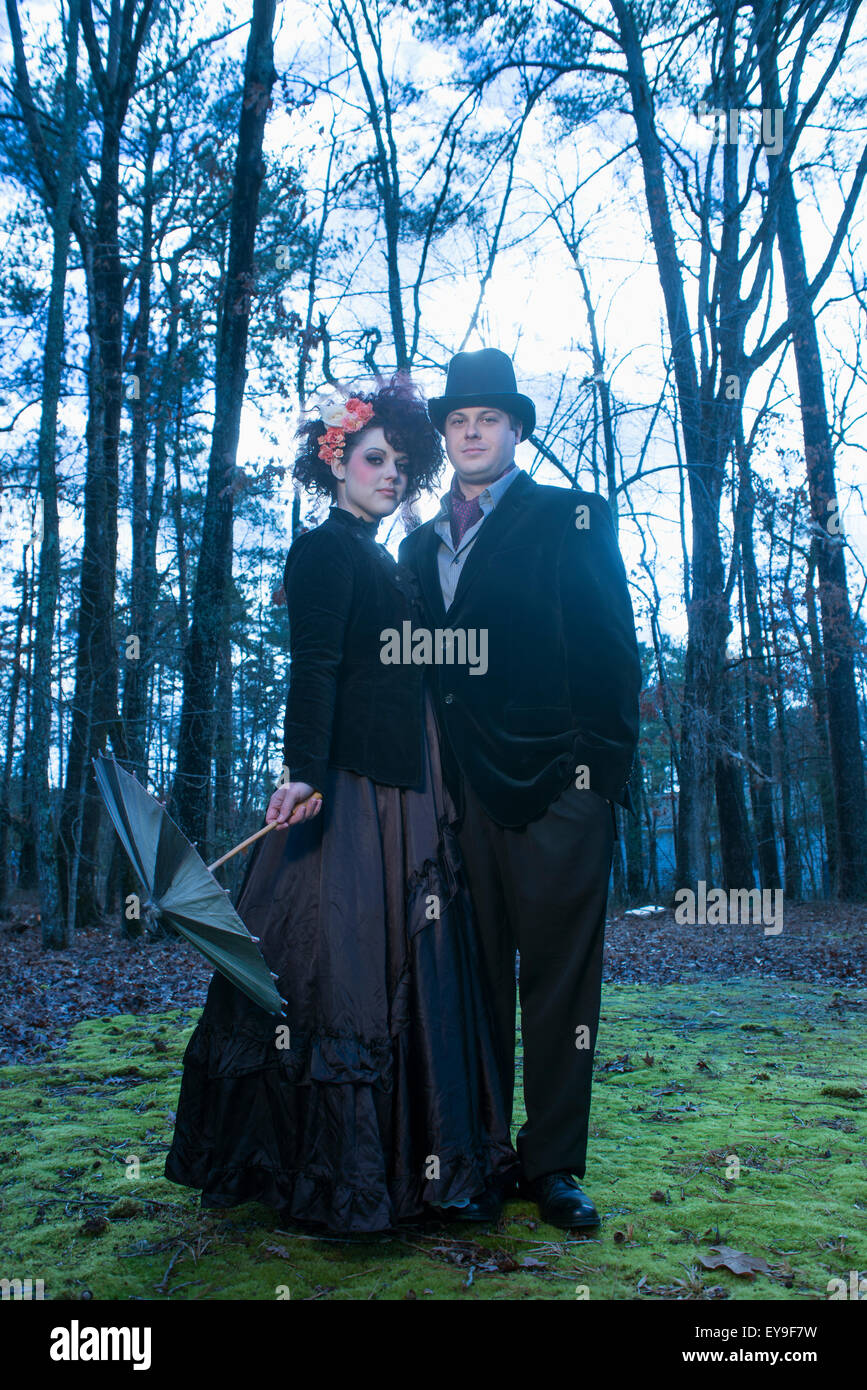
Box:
293 374 443 503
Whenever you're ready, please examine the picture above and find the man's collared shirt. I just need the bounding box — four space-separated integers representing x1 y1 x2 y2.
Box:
433 464 521 611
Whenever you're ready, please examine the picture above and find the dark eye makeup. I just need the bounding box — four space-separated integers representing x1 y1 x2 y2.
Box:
365 451 408 472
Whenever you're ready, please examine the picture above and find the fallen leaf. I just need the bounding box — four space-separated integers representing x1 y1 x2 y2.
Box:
697 1245 772 1279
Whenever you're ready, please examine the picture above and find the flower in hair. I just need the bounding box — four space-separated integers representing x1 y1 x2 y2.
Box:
315 397 375 464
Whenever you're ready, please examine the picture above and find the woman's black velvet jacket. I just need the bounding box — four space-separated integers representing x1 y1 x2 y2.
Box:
281 506 425 791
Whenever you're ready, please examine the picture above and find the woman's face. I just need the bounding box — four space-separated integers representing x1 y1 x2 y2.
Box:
331 425 409 521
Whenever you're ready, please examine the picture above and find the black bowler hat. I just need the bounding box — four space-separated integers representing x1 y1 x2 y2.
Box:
428 348 536 439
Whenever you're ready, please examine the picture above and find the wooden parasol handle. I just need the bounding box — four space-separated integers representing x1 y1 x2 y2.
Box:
206 794 322 873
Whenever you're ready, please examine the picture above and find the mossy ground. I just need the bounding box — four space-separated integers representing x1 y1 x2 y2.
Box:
1 978 863 1300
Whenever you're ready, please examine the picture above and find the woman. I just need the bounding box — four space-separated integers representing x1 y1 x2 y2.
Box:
165 376 519 1234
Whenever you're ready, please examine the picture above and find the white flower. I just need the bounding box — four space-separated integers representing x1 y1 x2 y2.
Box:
318 397 350 427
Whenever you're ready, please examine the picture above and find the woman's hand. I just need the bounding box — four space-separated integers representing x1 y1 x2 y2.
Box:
266 780 323 828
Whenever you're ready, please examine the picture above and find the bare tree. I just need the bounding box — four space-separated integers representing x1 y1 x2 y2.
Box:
756 0 867 899
6 0 84 943
170 0 278 850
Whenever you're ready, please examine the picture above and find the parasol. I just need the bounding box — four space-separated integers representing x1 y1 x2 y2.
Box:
92 751 289 1014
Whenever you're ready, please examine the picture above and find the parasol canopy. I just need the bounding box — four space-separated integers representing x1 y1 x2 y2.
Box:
92 751 287 1015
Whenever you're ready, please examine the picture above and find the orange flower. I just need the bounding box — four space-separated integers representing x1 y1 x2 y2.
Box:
316 401 373 464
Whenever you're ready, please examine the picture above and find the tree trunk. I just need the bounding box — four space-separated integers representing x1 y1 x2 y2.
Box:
625 755 645 899
767 590 802 899
170 0 278 849
107 121 158 926
170 388 190 641
121 128 156 780
214 612 234 850
6 0 81 942
17 539 38 891
0 549 30 906
611 0 731 892
804 543 838 891
714 665 756 891
737 442 781 889
574 255 619 526
610 816 626 905
759 30 867 899
643 794 660 900
56 0 155 931
57 134 125 930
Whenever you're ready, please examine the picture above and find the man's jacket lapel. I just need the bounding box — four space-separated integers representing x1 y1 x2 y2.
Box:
448 469 535 616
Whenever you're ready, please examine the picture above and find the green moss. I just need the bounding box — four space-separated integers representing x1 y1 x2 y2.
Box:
0 983 863 1300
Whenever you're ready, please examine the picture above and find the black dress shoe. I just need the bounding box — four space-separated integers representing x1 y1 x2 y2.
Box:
526 1172 599 1230
431 1185 503 1223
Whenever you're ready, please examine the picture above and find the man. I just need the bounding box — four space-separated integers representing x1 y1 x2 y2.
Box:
399 348 641 1230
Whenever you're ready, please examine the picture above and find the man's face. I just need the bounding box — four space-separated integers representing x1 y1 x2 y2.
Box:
443 407 520 487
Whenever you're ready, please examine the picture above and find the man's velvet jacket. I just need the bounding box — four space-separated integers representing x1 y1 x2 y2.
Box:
397 469 642 828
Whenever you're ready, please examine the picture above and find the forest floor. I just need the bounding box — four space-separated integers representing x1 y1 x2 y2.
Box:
0 900 864 1300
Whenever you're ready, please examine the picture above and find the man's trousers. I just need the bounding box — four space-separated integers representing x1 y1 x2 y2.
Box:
456 775 615 1183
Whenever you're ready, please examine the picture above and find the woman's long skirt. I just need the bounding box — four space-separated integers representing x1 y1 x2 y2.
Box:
164 698 519 1233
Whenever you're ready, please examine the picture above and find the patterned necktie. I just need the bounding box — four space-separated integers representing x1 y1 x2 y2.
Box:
448 464 515 549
